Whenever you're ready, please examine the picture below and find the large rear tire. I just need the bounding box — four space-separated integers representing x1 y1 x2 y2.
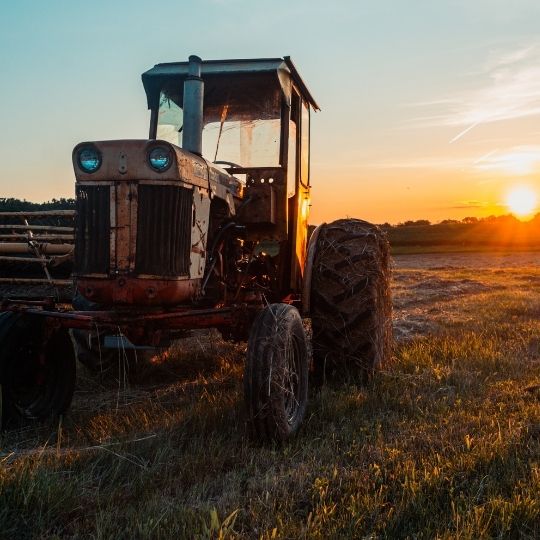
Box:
310 219 392 381
0 312 76 428
244 304 309 442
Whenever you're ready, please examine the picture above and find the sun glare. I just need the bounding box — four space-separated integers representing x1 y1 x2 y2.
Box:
505 186 537 218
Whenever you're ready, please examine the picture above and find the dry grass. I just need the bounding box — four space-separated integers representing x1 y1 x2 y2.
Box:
1 255 540 538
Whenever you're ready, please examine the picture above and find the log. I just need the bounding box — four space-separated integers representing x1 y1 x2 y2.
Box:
0 256 55 264
0 225 73 233
0 243 73 255
0 277 72 286
0 234 74 240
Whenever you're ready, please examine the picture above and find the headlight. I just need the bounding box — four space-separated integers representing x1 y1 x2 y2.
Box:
77 145 101 173
148 146 172 172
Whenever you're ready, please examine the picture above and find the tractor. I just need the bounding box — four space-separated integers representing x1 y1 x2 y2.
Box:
0 56 392 441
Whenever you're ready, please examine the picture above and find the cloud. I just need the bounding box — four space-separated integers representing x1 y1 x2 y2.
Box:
408 43 540 142
369 156 471 170
473 145 540 174
449 200 487 209
367 145 540 175
484 45 536 70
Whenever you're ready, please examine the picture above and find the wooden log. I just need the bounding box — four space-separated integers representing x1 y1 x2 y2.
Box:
0 243 73 255
0 234 74 240
0 277 72 286
0 256 55 263
0 225 73 233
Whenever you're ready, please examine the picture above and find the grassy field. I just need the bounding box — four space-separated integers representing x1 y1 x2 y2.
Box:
1 253 539 538
391 245 540 255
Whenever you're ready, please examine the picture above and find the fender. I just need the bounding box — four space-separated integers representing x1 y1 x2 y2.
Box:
301 223 325 316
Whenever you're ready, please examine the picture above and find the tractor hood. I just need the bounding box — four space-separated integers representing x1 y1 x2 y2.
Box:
72 139 209 189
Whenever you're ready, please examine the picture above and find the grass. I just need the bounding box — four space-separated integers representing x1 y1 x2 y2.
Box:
1 261 540 538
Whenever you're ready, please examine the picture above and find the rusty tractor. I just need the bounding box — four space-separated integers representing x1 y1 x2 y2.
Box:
0 56 392 441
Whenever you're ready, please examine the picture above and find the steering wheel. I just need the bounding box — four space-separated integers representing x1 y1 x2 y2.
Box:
214 160 243 169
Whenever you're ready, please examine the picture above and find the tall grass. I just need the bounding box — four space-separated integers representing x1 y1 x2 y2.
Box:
0 266 539 538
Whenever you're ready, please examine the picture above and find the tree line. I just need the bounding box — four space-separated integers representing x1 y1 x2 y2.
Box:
0 198 75 212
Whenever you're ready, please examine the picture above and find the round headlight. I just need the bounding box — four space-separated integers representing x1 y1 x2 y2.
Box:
148 146 172 172
77 146 101 173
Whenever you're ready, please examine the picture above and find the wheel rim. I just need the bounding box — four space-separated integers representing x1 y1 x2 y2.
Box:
283 335 302 424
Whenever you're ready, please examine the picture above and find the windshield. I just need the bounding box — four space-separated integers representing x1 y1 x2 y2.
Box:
156 83 281 167
203 117 280 167
156 92 183 146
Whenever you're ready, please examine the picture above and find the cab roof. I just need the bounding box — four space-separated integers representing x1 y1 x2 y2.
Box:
141 56 320 112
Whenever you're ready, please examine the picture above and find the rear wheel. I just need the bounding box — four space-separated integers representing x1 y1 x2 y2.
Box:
310 219 392 381
244 304 309 442
0 313 76 428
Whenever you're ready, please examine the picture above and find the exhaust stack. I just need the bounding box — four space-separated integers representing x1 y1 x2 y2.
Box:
182 55 204 156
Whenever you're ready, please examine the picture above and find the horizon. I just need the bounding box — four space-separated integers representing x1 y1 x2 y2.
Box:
2 0 540 224
2 195 539 227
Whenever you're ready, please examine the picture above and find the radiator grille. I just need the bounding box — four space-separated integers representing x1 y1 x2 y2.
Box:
135 185 192 276
75 185 110 274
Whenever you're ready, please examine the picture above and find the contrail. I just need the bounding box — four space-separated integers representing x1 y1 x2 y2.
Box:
449 121 480 144
473 149 498 165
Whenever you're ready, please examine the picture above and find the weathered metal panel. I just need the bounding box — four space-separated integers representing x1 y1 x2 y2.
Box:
114 182 133 272
190 186 211 279
135 184 192 276
75 185 110 275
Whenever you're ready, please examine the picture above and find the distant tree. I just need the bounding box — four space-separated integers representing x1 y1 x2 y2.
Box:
399 219 431 227
0 198 75 212
462 216 478 224
495 214 519 224
440 219 459 224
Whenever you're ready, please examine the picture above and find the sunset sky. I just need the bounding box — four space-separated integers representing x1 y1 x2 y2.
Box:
1 0 540 224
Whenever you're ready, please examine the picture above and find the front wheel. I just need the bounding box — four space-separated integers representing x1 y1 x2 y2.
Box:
244 304 309 443
0 313 76 428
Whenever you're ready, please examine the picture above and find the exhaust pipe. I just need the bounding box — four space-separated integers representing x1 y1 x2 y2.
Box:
183 55 204 156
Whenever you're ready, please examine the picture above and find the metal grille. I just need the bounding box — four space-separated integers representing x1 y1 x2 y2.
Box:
135 184 192 276
75 185 110 274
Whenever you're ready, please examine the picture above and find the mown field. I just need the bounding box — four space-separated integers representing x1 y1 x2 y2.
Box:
1 252 539 539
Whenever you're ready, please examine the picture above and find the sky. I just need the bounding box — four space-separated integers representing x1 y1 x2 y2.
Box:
1 0 540 224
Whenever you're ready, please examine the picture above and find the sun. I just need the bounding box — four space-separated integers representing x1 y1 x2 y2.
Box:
505 186 537 218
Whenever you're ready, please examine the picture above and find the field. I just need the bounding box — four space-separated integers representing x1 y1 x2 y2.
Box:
1 252 540 538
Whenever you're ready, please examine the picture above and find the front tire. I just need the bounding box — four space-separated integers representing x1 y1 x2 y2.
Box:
244 304 309 442
0 313 76 428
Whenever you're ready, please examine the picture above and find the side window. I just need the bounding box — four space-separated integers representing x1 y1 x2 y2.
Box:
156 93 183 147
287 119 297 198
287 93 300 198
300 100 310 187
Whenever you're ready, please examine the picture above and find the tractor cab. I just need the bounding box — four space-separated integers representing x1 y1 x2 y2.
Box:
142 56 319 289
